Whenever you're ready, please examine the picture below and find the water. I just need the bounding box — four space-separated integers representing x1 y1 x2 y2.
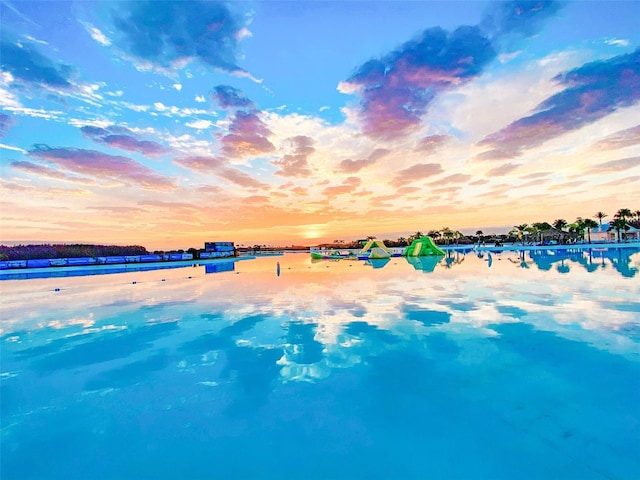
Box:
1 248 639 479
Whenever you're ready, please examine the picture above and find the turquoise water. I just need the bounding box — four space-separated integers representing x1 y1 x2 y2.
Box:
1 248 639 479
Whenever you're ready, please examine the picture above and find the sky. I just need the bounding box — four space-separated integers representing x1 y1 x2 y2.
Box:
1 0 639 250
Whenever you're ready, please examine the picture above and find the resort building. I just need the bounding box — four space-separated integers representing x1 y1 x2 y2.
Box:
589 223 640 242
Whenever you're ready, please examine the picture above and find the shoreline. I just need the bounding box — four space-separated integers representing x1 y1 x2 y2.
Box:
0 256 255 281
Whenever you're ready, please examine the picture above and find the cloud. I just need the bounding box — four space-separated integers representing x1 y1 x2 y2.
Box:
111 0 251 76
427 173 472 185
173 154 267 188
218 168 267 189
341 26 496 140
212 85 255 109
273 136 314 178
81 125 169 156
0 113 13 136
587 156 640 174
11 160 82 181
591 125 640 151
0 35 73 89
391 163 443 188
414 134 450 153
322 177 362 197
174 156 224 171
605 38 629 48
195 95 206 103
338 148 389 174
185 119 214 130
339 1 563 140
28 145 176 190
480 48 640 155
486 162 521 176
83 24 111 46
481 0 563 44
220 110 275 158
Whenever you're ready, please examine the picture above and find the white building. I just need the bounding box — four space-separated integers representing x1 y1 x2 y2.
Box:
590 223 640 242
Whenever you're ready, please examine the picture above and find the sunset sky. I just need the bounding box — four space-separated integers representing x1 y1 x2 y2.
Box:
1 0 639 250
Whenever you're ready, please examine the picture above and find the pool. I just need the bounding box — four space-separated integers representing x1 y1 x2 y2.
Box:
1 248 639 479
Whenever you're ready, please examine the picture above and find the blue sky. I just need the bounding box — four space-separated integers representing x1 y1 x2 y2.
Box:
1 0 639 249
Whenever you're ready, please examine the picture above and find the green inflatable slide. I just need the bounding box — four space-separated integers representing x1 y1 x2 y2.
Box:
404 236 445 256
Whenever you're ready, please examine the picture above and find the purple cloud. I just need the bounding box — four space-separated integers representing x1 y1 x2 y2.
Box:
391 163 443 188
220 110 275 158
81 125 168 156
591 125 640 151
212 85 255 109
0 113 13 137
486 162 521 176
338 149 389 173
273 136 314 178
587 156 640 174
480 48 640 155
111 0 250 76
28 145 175 190
343 26 496 139
173 154 267 188
415 134 450 153
341 1 561 140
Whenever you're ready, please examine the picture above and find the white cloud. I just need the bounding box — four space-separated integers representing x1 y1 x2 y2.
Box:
84 24 111 46
173 83 183 91
605 38 629 47
185 119 213 129
0 143 27 154
195 95 206 103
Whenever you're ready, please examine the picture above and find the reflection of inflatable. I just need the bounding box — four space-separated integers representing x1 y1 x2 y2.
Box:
404 236 445 256
406 256 440 272
366 258 390 269
359 239 391 259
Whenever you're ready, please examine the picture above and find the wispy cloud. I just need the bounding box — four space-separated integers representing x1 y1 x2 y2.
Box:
338 149 389 174
173 154 267 189
81 125 169 157
0 113 13 137
480 48 640 155
28 145 176 190
590 125 640 151
391 163 443 188
587 156 640 174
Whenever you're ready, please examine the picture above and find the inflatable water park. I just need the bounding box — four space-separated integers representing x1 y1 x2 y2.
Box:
310 236 445 261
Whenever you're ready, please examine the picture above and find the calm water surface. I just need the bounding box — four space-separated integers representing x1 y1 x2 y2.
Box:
1 248 639 479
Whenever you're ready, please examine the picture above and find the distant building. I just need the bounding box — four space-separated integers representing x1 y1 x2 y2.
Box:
590 224 640 242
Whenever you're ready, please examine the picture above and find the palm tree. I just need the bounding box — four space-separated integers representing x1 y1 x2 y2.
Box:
633 210 640 228
427 230 440 241
610 218 629 243
475 230 484 245
553 218 568 231
511 224 529 245
532 221 552 244
616 208 633 221
595 211 607 226
440 227 454 245
582 218 598 244
407 231 423 243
